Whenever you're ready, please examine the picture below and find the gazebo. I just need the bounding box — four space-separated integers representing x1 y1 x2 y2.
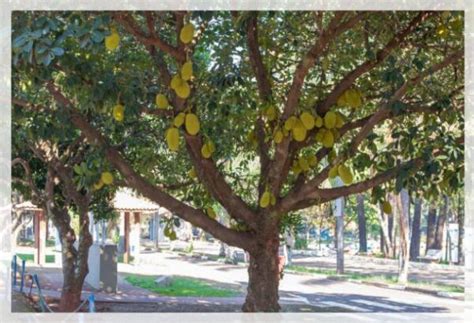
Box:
111 189 167 263
13 189 172 266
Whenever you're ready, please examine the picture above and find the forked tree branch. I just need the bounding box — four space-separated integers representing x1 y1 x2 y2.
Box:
113 12 186 62
315 11 438 116
43 82 255 250
279 49 463 212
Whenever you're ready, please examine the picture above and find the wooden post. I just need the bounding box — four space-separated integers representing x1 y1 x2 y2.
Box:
124 212 130 264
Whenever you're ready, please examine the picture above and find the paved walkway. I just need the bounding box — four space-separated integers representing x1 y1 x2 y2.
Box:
16 251 464 313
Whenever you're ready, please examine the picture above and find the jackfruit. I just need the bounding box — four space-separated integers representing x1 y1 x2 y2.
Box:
292 120 307 142
201 141 215 159
175 81 191 99
259 191 271 208
284 116 298 130
274 129 284 144
324 111 337 129
181 61 193 81
156 94 169 109
300 112 315 130
171 74 182 90
206 207 217 219
166 127 180 151
113 104 125 122
180 23 195 44
101 172 114 185
265 106 277 121
328 165 338 179
174 112 186 127
335 113 344 128
337 165 353 185
383 201 392 214
308 155 317 167
322 130 334 148
185 113 200 135
105 28 120 51
315 116 324 128
298 156 310 171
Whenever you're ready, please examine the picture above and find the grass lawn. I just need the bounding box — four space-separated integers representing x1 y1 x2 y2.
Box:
286 265 464 293
16 253 55 263
125 275 239 297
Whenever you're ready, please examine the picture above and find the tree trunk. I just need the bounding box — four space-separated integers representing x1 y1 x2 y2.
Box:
378 206 393 257
388 203 396 258
356 194 367 253
433 195 448 250
52 208 93 312
242 233 280 312
409 198 422 261
396 189 410 284
426 205 437 252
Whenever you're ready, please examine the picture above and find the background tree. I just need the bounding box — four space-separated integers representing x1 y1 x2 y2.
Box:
12 11 464 312
11 102 117 311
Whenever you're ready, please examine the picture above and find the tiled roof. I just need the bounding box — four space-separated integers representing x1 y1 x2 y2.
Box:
14 201 42 211
113 189 161 211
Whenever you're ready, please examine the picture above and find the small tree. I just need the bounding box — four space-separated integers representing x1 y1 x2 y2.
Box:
12 113 116 311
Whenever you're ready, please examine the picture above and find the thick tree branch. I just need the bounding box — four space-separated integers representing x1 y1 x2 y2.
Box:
280 138 463 212
246 13 272 100
280 49 463 212
44 82 254 250
267 12 366 198
283 11 365 119
183 133 258 230
113 12 186 62
12 158 43 204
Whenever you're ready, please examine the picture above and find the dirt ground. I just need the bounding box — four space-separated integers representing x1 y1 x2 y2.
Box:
11 292 37 312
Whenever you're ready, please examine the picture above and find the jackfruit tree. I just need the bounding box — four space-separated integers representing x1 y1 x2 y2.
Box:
12 11 464 312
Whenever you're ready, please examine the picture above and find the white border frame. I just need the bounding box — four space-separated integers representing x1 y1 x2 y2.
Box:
0 1 472 322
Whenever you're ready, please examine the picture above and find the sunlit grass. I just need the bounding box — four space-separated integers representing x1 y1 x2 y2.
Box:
125 275 239 297
16 253 55 263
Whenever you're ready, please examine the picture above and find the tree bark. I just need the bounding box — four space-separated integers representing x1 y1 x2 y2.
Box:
388 198 396 258
426 205 437 252
52 208 92 312
433 195 448 250
396 189 410 284
378 206 393 257
242 230 280 312
409 198 422 261
356 194 367 253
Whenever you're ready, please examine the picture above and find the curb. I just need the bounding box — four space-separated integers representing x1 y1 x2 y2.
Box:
284 270 464 300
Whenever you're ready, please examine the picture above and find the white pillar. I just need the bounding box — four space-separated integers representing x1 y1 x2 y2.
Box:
130 212 141 263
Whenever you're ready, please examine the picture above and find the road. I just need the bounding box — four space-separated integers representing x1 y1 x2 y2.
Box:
124 251 464 313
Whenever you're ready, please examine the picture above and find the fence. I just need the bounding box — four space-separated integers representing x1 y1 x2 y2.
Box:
11 254 96 313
